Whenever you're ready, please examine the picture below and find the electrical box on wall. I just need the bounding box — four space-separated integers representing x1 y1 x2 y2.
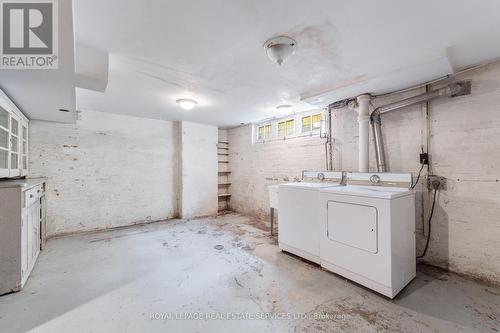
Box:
420 153 429 165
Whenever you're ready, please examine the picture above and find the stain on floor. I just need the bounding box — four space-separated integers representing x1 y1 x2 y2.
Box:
0 213 498 333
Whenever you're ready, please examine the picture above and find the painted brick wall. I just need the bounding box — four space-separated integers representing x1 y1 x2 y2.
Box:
227 62 500 284
228 125 327 220
180 121 218 218
29 110 178 236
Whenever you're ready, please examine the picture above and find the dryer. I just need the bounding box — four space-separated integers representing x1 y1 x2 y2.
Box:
319 173 415 298
278 171 343 263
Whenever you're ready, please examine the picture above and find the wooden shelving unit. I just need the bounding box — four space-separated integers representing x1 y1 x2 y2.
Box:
218 140 231 213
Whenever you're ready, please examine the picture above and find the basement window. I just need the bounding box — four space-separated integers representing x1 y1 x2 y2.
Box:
301 113 322 134
253 109 324 143
278 119 294 137
257 124 272 140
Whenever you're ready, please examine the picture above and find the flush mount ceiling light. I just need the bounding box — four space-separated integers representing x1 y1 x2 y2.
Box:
176 98 198 110
263 36 297 65
276 104 293 111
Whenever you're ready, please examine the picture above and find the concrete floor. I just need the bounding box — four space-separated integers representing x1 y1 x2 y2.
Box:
0 213 498 333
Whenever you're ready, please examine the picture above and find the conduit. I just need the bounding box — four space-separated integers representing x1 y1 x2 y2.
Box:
371 111 386 172
328 81 471 173
327 108 333 170
370 81 471 172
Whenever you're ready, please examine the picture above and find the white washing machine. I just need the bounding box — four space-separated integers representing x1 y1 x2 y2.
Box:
319 173 415 298
278 171 343 263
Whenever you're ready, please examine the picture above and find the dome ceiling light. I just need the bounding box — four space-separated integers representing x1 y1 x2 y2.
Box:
176 98 198 110
263 36 297 66
276 104 293 111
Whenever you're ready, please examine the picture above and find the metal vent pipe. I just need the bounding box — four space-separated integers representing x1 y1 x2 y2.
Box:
371 112 386 172
371 80 471 172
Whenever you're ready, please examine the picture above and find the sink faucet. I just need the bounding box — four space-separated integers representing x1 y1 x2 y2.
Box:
340 171 348 186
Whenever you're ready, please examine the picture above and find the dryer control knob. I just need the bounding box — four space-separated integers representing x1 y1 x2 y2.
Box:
370 174 381 184
317 173 325 181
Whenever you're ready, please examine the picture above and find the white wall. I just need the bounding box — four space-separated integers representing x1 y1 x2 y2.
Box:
228 126 326 220
227 62 500 284
179 121 218 218
29 110 178 236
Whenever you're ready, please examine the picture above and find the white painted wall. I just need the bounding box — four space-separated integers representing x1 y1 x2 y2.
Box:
29 110 178 236
228 126 326 220
228 62 500 284
179 121 218 218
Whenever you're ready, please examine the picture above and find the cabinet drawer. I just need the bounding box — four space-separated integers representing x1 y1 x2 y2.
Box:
24 184 43 207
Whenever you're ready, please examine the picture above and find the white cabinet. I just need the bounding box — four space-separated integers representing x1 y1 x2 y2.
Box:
0 178 46 295
0 89 29 179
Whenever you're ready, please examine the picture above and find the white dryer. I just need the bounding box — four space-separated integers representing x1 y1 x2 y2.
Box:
319 173 415 298
278 171 342 263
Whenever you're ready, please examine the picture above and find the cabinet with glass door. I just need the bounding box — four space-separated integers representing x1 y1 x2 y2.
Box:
0 89 29 179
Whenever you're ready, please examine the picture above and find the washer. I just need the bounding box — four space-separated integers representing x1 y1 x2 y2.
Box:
319 173 415 298
278 171 342 263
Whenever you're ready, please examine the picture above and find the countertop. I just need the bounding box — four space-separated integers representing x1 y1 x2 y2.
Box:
0 177 46 189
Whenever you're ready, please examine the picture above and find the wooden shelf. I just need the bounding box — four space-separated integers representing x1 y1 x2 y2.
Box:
218 141 229 144
218 193 231 198
217 146 229 149
218 152 229 156
218 183 232 186
218 171 231 174
218 160 229 163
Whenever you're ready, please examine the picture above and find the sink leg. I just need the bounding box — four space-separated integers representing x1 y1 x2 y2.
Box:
270 207 275 236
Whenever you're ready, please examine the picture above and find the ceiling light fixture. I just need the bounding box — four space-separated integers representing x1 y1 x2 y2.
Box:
276 104 293 111
263 36 297 65
176 98 198 110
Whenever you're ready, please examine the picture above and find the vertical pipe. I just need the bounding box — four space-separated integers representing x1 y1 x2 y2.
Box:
357 94 371 172
327 108 333 170
371 111 387 172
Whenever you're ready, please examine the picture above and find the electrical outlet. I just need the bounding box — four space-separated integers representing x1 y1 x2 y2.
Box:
419 153 429 165
427 175 446 190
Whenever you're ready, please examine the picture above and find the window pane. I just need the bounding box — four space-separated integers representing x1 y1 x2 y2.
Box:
0 107 8 129
22 126 27 140
11 136 18 152
258 126 264 140
286 120 294 136
277 122 286 137
22 141 26 154
312 114 322 131
264 125 271 139
301 116 311 132
0 128 8 149
11 118 18 136
23 155 27 169
0 150 7 168
11 153 18 169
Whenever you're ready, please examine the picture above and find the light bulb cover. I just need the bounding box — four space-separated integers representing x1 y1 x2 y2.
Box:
176 98 198 110
263 36 297 65
276 104 293 110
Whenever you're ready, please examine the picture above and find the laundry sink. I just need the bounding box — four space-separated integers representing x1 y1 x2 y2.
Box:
268 185 279 209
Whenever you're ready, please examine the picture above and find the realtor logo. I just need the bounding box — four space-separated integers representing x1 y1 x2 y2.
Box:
1 0 58 69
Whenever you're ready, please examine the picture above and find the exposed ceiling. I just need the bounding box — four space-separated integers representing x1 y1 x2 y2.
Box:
4 0 500 127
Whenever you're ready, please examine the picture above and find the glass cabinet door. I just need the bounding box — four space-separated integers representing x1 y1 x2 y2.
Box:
0 98 28 178
0 107 9 173
9 115 20 175
21 123 28 173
